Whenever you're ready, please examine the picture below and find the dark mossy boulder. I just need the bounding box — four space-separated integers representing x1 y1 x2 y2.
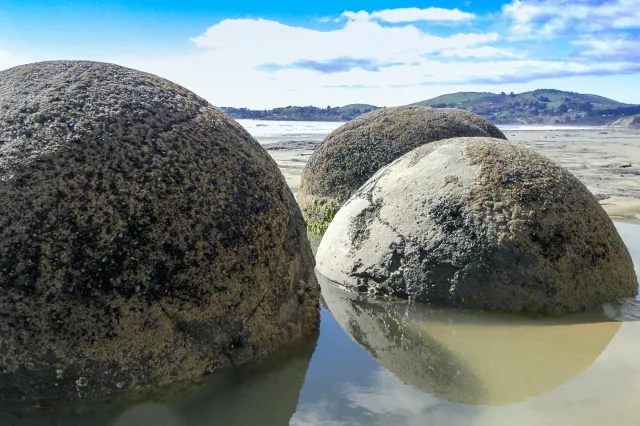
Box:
316 137 637 313
298 106 506 233
0 61 319 399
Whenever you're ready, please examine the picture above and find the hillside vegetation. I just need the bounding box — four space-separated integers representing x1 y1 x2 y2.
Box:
220 89 639 125
220 104 379 121
413 89 640 125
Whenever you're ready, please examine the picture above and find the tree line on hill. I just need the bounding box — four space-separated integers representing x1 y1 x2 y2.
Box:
220 105 379 121
220 90 640 125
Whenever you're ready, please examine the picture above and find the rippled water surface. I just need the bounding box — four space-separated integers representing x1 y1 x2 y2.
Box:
2 223 639 425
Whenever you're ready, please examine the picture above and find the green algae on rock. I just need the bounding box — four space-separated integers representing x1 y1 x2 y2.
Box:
0 61 319 400
298 106 507 233
316 137 637 313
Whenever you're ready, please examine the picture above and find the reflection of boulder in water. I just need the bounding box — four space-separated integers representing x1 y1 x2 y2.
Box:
0 335 318 426
602 298 640 322
319 274 484 404
413 306 621 405
320 274 621 406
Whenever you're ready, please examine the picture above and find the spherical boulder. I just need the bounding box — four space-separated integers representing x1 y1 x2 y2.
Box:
298 106 507 233
0 61 319 399
316 137 638 313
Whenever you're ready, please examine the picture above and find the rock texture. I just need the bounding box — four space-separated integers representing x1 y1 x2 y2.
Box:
0 61 319 400
316 137 637 313
298 106 507 233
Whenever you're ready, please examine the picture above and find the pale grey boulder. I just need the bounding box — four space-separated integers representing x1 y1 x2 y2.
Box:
316 137 637 313
0 61 319 399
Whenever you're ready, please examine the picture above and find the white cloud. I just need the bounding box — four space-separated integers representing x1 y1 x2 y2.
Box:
103 12 638 109
184 17 635 89
369 7 475 23
503 0 640 39
340 7 474 24
190 18 497 66
572 34 640 59
440 46 524 58
341 11 370 22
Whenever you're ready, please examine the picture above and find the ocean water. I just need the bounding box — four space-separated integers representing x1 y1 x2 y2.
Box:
2 222 640 425
236 119 604 141
498 124 604 131
236 120 343 140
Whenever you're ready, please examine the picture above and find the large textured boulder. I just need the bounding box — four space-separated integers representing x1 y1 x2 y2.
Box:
316 137 637 313
0 61 319 399
320 275 620 405
298 106 506 233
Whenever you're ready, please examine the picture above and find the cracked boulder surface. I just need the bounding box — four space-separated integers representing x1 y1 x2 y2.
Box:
0 61 319 400
298 106 506 231
316 137 637 313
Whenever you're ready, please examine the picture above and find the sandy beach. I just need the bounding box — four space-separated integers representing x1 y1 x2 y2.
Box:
260 128 640 223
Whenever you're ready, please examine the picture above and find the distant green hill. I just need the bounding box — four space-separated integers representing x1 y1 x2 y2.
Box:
336 104 379 113
220 89 639 125
416 92 494 106
220 104 379 121
414 89 638 125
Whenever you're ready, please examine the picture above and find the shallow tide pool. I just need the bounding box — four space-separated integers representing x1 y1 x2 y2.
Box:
2 223 639 426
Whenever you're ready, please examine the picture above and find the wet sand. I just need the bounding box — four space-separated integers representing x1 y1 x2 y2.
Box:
261 139 319 195
508 128 640 222
261 128 640 222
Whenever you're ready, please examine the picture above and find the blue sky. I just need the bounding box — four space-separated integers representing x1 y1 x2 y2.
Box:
1 0 639 108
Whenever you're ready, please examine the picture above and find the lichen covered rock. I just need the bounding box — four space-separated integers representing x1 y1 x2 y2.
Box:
316 137 637 313
0 61 319 399
298 106 506 233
